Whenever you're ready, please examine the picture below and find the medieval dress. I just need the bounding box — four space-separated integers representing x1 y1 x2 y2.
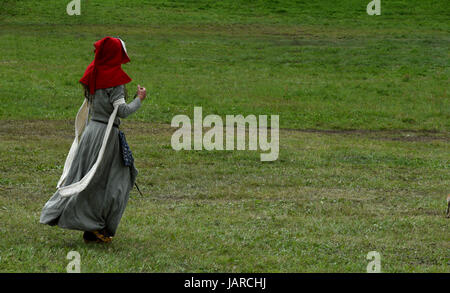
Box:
40 37 141 236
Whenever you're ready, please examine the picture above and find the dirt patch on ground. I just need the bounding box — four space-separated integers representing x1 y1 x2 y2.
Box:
1 120 448 143
0 119 174 139
0 120 73 139
282 127 450 142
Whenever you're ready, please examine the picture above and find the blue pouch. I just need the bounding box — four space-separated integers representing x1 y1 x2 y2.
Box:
118 130 134 167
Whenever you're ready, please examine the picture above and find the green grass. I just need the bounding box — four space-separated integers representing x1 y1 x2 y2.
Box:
0 0 449 272
0 0 448 130
0 121 448 272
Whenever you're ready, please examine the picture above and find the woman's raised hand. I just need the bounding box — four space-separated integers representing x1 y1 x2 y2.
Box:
137 84 147 101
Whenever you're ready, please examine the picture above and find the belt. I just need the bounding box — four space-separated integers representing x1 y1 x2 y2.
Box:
91 119 119 128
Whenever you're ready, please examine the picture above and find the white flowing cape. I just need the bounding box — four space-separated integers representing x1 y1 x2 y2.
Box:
56 98 126 197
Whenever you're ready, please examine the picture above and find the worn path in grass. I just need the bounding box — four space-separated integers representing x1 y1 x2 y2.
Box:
0 120 448 272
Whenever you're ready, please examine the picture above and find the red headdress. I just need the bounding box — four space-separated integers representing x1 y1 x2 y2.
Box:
80 36 132 94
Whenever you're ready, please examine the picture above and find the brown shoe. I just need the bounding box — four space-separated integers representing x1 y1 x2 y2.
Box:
83 230 112 243
92 230 113 243
83 231 101 244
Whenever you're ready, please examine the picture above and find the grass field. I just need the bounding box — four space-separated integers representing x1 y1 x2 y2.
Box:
0 0 449 272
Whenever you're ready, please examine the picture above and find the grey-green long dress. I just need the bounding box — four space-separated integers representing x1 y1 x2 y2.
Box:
40 85 141 236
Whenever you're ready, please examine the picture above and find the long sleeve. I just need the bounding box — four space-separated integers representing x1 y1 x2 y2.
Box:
108 85 142 118
117 97 141 118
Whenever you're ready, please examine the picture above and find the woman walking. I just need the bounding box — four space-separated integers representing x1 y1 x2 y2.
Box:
40 36 146 243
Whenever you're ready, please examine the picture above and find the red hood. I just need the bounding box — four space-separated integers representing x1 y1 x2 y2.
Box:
80 37 132 94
